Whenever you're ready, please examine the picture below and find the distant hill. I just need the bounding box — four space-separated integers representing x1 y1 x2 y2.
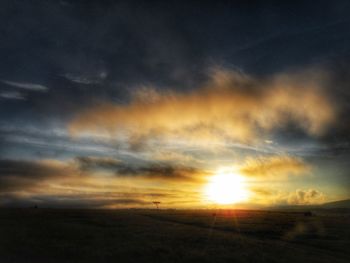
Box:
321 199 350 209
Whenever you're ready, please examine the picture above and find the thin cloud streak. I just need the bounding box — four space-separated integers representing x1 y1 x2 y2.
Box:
1 80 48 92
0 91 25 100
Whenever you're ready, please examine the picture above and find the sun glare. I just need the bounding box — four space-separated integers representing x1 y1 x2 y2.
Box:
205 170 249 205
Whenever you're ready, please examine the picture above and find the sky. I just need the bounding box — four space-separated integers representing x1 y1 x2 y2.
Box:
0 0 350 208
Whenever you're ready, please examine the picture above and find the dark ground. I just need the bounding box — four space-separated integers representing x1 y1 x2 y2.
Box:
0 208 349 263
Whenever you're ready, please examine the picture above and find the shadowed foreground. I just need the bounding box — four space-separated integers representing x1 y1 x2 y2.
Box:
0 209 349 263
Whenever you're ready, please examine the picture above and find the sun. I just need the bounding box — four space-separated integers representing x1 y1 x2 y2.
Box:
204 170 249 205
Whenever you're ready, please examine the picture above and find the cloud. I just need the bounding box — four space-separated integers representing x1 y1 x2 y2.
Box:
1 80 48 92
0 194 148 208
75 156 121 171
74 156 203 182
0 157 203 208
0 157 328 208
0 159 76 192
61 72 107 85
0 91 25 100
288 189 325 205
250 187 274 197
149 151 200 165
240 156 311 178
69 67 336 147
250 187 326 205
115 163 202 182
0 156 203 198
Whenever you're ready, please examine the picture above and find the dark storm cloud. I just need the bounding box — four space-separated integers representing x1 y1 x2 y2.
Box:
0 159 74 191
76 156 121 171
0 194 148 208
75 156 202 181
0 157 192 208
0 155 201 194
117 164 201 181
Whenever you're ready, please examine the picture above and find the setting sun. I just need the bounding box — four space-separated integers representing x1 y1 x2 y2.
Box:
205 170 249 205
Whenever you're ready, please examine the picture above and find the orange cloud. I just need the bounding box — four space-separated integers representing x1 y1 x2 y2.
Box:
240 156 311 178
68 67 336 147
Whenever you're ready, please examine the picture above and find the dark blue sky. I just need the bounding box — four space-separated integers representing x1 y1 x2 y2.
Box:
1 1 350 120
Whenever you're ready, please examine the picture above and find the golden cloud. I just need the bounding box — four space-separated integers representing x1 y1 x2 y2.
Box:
69 67 336 146
240 156 311 178
287 189 325 205
249 187 325 206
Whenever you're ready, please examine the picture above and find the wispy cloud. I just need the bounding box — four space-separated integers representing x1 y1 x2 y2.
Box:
61 72 107 85
0 159 76 192
0 91 25 100
240 156 311 178
250 187 325 205
74 156 204 182
1 80 48 92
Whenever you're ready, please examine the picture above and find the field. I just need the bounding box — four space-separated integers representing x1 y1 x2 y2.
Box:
0 208 349 262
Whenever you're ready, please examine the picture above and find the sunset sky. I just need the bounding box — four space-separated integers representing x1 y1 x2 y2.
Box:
0 0 349 208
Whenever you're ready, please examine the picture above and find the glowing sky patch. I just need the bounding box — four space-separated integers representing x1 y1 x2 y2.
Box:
204 170 250 205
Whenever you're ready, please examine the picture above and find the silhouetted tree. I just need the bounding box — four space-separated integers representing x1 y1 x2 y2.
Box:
152 201 161 209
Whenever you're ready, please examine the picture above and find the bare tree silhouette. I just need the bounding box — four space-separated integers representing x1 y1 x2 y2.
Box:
152 201 161 210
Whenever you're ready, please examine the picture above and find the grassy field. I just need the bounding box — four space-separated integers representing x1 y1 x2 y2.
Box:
0 208 349 262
